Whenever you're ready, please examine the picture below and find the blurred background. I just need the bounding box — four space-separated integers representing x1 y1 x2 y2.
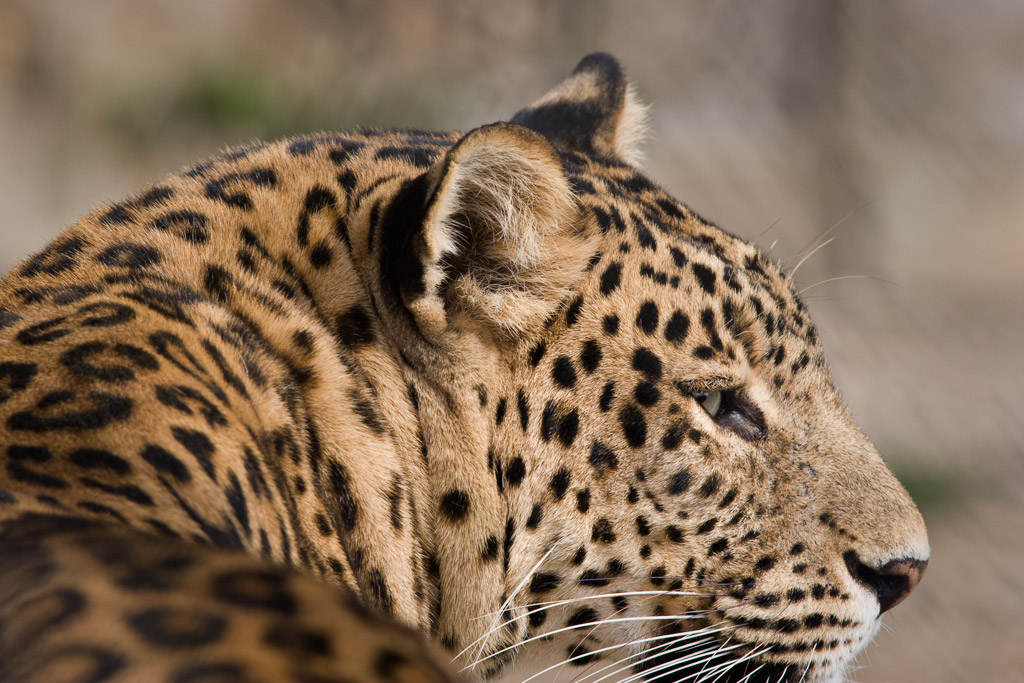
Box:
0 1 1020 680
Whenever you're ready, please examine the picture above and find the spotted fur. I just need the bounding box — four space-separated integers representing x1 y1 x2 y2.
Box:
0 53 927 683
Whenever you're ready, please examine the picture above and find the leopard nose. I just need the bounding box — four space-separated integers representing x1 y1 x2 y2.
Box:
843 551 927 614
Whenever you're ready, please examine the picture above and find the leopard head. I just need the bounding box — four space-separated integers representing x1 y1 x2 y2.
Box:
372 53 928 683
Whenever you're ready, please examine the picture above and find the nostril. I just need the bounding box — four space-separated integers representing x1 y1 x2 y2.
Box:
843 550 927 614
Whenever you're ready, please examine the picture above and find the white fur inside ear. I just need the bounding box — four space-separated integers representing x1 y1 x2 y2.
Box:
615 84 650 167
415 125 598 338
421 167 467 264
428 139 576 273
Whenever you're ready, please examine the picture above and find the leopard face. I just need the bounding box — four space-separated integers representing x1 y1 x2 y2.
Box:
0 53 927 683
478 162 929 682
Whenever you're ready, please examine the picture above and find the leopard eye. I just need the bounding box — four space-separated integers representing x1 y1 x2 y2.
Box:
689 388 766 441
694 390 722 418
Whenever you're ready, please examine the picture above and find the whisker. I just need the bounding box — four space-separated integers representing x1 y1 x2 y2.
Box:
677 635 738 683
705 649 774 683
786 197 877 271
457 555 735 666
790 237 835 277
477 589 768 656
571 626 742 683
615 633 772 683
556 575 741 590
520 630 720 683
577 575 739 585
463 613 722 671
696 643 770 679
469 591 764 669
734 662 769 683
799 274 902 295
703 657 738 683
689 643 774 683
602 638 739 683
562 586 726 683
472 589 722 621
454 545 557 665
603 632 771 683
799 644 817 683
585 638 737 683
644 636 737 683
756 217 783 242
557 584 694 683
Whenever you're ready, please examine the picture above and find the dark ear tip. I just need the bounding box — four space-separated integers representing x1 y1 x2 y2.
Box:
572 52 625 85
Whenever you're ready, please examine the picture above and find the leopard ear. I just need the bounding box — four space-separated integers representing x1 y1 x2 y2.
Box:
511 52 648 166
383 122 596 342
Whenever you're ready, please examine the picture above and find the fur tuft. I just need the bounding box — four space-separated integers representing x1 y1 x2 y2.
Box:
410 124 597 340
615 83 650 166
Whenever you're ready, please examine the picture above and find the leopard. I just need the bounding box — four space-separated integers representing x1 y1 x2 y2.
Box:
0 53 928 683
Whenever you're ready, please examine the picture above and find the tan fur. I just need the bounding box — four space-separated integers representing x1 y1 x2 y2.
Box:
0 54 926 683
616 84 651 166
417 124 597 339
